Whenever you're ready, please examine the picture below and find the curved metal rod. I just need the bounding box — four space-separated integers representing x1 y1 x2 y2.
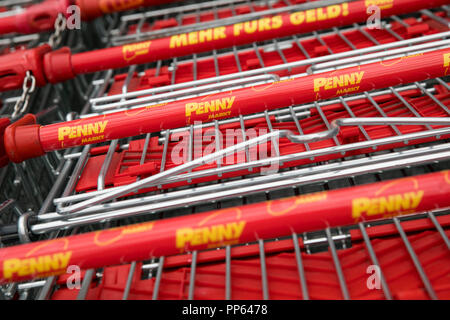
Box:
57 117 450 214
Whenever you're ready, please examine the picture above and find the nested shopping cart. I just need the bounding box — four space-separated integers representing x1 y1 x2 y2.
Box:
0 0 449 300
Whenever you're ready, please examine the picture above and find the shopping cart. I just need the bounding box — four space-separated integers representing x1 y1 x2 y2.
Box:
0 0 449 300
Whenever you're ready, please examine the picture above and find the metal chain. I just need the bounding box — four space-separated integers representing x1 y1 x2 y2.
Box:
11 71 36 119
10 14 66 119
48 13 67 49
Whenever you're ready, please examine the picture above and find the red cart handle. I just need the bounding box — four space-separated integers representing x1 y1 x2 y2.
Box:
3 114 45 165
0 0 71 35
75 0 180 21
0 170 448 284
0 0 179 36
0 44 75 92
1 0 449 92
1 47 449 167
0 45 52 93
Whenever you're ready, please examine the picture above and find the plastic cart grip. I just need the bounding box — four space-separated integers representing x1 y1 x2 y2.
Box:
0 170 448 283
0 118 11 168
3 114 45 165
0 45 52 92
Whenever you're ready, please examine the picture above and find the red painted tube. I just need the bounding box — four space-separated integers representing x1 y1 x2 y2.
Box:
76 0 180 21
70 0 450 75
3 47 449 166
0 15 17 35
0 170 449 284
0 0 179 36
0 0 71 35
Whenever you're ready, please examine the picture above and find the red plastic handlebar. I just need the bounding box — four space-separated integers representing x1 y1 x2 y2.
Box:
69 0 450 75
0 170 448 283
0 45 52 93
